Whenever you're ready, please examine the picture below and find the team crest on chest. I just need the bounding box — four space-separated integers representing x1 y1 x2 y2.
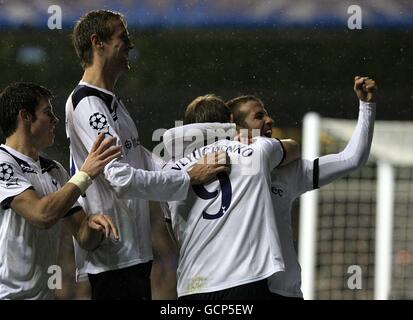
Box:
271 185 285 198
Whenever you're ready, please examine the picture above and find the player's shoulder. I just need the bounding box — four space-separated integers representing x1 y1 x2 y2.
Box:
0 150 19 182
70 84 114 111
38 155 63 173
251 136 282 151
0 147 15 162
252 136 278 144
0 147 34 185
272 159 302 173
0 146 29 170
271 159 312 180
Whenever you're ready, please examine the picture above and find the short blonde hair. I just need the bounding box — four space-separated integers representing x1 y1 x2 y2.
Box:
184 94 231 124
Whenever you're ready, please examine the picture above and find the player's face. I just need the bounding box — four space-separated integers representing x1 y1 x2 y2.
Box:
105 18 134 73
30 99 59 150
240 101 274 138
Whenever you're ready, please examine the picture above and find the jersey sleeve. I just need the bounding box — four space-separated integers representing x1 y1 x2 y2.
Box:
257 137 285 171
72 96 191 202
286 101 375 200
72 96 121 152
317 100 375 188
140 146 165 171
292 159 315 197
0 159 34 210
162 122 236 161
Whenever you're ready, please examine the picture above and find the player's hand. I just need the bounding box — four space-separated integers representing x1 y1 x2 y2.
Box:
80 134 122 179
354 76 377 103
188 151 230 185
87 214 119 241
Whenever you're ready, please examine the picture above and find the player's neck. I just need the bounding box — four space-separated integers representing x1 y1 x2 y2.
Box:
82 64 119 93
5 133 40 161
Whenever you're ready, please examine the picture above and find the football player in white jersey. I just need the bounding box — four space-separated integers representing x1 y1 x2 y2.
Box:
163 95 301 299
0 82 121 299
163 76 377 299
66 10 229 300
227 76 376 299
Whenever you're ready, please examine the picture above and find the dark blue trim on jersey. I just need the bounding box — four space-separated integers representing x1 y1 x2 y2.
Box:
64 205 82 218
71 85 118 121
1 186 35 210
0 147 59 174
165 217 172 224
70 157 76 177
0 147 33 170
39 156 59 173
313 158 319 190
275 138 286 168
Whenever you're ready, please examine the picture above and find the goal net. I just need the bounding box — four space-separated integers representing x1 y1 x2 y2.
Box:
299 113 413 300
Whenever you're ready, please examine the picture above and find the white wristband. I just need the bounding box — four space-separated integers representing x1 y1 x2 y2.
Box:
68 171 92 194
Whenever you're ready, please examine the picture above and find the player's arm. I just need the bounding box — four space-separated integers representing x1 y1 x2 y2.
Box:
162 122 236 161
279 139 301 166
64 208 119 251
105 152 229 200
314 76 377 189
141 145 165 171
74 98 229 202
9 135 121 229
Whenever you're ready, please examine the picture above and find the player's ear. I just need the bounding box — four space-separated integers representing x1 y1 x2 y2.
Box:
19 109 32 122
91 34 103 48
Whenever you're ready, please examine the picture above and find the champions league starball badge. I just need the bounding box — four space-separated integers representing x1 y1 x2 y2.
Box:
89 112 108 131
0 163 13 182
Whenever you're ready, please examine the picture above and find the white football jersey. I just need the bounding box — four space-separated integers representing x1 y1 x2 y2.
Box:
162 100 375 298
0 145 80 299
65 81 189 280
164 137 286 297
267 159 315 298
267 101 375 298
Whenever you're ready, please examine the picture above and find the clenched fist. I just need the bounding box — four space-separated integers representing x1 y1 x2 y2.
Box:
354 76 377 103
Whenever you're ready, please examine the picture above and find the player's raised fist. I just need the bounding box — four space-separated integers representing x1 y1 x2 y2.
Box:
354 76 377 103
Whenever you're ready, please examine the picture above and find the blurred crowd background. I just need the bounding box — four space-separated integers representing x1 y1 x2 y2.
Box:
0 0 411 299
